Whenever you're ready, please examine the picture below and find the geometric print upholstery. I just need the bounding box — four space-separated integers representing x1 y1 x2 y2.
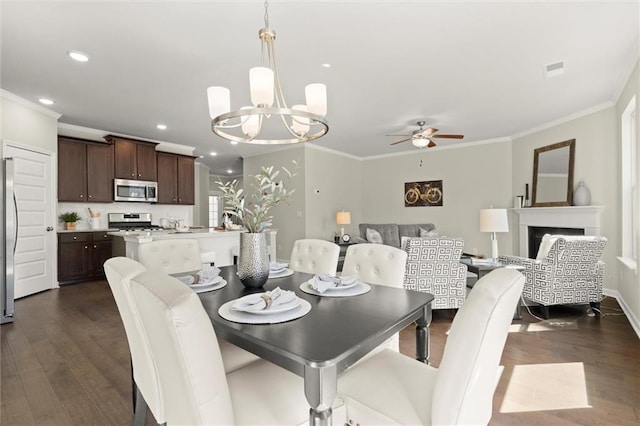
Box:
499 235 607 308
403 237 467 310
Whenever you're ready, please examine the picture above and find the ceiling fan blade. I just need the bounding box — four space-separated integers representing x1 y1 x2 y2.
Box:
432 134 464 139
421 127 438 137
385 134 411 137
427 140 437 148
390 138 412 146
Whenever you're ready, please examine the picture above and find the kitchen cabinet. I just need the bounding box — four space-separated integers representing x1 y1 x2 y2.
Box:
156 152 195 205
106 135 158 181
58 232 113 284
58 136 114 202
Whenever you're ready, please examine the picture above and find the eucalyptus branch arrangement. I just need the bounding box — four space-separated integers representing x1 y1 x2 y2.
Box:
217 162 298 233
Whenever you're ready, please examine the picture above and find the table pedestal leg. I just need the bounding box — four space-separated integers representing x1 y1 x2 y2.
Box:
416 305 432 364
305 365 337 426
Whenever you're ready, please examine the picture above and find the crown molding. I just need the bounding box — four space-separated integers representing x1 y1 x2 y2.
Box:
1 89 62 119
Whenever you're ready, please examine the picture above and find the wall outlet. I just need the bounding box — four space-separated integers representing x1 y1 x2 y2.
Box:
297 211 303 217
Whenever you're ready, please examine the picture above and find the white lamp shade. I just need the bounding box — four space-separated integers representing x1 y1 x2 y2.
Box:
479 209 509 233
305 83 327 116
240 106 260 137
291 105 310 136
249 67 274 106
207 86 230 119
336 211 351 225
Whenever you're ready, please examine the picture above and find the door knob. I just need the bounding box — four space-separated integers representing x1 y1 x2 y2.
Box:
46 226 54 231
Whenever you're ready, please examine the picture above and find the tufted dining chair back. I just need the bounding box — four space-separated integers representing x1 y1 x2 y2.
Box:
289 239 340 275
341 243 408 287
137 239 202 275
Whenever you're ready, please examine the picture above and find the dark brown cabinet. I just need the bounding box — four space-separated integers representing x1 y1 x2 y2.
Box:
58 232 113 284
58 136 114 202
156 152 195 205
106 135 158 181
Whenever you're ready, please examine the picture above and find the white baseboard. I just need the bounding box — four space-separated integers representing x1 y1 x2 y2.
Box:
603 288 640 339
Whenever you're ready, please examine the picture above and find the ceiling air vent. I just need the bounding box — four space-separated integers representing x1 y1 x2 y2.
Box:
544 61 565 78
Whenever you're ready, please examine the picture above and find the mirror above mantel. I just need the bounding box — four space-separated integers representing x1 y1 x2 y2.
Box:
532 139 575 207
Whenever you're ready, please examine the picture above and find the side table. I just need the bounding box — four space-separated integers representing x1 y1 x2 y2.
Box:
335 241 358 272
460 258 524 320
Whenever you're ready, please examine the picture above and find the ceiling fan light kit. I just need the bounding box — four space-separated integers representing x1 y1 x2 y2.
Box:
207 0 328 145
390 120 463 149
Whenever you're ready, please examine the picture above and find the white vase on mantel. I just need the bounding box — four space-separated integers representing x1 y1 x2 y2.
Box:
573 180 591 206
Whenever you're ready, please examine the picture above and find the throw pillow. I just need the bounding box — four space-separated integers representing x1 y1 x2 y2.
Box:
366 228 384 244
419 227 438 237
536 234 559 261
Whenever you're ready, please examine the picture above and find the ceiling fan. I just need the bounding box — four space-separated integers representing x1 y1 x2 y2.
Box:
389 121 464 148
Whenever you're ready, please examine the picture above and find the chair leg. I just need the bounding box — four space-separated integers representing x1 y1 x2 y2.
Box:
133 386 148 426
589 302 601 316
540 305 550 319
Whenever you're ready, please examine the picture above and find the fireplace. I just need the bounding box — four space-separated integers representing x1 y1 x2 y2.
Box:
513 206 603 258
528 226 584 258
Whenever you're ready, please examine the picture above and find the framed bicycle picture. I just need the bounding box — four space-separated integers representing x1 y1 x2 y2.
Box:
404 180 443 207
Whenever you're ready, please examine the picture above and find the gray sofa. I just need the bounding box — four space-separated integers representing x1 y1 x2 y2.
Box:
357 223 437 248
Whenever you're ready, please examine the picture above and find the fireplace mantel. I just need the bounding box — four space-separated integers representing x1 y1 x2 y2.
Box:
512 206 604 257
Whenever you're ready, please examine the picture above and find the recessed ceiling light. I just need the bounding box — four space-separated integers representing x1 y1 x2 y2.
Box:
210 151 217 156
230 141 238 145
321 63 331 68
67 50 90 62
227 169 233 174
198 155 204 158
156 124 167 130
38 98 54 105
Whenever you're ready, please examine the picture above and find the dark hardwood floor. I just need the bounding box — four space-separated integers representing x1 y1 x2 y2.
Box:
2 280 639 425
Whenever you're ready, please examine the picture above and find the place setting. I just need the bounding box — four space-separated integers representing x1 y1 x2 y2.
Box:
300 274 371 297
218 287 311 324
268 261 294 279
173 266 227 294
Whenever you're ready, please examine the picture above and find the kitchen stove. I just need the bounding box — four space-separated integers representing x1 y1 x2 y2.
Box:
108 212 164 231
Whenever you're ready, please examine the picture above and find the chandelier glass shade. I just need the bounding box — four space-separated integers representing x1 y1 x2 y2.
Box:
207 2 328 145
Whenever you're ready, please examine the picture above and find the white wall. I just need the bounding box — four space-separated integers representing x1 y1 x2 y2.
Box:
360 140 513 257
1 91 59 154
193 162 210 227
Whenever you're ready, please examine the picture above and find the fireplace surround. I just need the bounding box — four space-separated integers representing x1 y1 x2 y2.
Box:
513 206 603 258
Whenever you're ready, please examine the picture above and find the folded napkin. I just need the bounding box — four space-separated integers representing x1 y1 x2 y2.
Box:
175 266 221 286
269 261 289 272
231 287 297 313
311 274 358 293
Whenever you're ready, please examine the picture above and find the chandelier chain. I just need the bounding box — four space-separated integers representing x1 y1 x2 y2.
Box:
264 0 269 28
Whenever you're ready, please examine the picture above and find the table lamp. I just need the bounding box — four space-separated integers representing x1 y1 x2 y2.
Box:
336 211 351 236
479 208 509 263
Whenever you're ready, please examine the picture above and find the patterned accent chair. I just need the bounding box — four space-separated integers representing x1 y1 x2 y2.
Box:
403 237 467 310
499 234 607 318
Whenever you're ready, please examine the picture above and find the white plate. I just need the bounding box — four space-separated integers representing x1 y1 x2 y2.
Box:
231 294 301 315
308 278 359 291
190 276 223 289
219 298 311 324
193 279 227 294
269 268 294 278
300 281 371 298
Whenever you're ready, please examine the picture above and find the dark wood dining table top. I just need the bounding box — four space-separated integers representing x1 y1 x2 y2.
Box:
197 265 434 376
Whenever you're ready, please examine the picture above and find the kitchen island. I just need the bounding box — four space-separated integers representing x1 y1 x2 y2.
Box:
110 228 277 267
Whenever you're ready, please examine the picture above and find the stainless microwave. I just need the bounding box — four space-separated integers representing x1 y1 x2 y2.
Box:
114 179 158 203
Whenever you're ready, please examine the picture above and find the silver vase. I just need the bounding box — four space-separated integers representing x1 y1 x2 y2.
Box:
237 232 270 288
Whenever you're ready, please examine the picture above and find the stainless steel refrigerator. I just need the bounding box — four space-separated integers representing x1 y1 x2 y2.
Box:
1 158 16 324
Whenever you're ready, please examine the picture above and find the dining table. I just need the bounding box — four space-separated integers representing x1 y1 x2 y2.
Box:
197 265 434 426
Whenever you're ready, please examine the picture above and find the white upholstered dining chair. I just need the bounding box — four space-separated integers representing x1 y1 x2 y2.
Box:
128 269 311 426
136 241 260 374
341 243 408 351
289 238 340 275
337 268 525 425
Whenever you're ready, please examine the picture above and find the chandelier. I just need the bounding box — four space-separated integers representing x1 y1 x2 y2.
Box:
207 1 329 145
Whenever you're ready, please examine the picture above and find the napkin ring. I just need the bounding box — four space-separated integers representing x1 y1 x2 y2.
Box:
260 294 272 310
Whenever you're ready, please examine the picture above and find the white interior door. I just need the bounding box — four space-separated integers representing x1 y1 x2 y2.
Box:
4 144 56 298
